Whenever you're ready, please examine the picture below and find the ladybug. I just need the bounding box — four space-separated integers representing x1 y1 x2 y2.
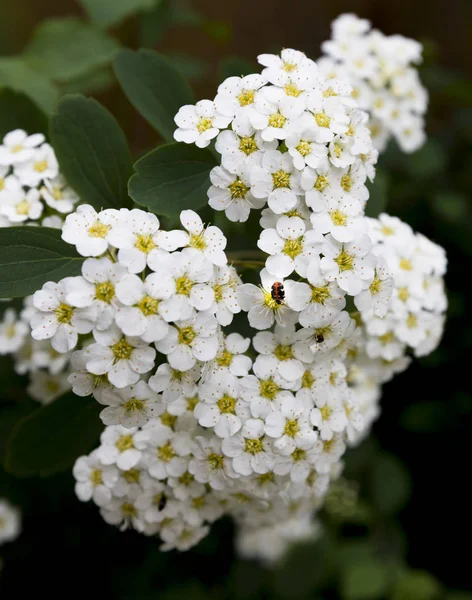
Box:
271 282 285 305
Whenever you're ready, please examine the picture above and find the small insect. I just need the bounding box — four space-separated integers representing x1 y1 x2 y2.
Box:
271 282 285 304
158 494 167 511
315 333 325 344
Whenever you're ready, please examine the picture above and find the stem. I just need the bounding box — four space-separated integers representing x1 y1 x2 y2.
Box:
230 259 265 270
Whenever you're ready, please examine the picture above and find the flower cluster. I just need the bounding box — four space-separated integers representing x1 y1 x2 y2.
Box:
0 129 79 229
319 13 427 153
0 499 21 546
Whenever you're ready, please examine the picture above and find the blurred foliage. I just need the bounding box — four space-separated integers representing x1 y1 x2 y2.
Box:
0 0 471 598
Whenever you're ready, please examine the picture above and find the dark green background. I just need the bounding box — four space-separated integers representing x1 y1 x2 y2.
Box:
0 1 471 598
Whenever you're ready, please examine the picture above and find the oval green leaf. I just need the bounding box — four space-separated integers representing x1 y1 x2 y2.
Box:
113 48 194 141
80 0 157 28
50 94 133 210
129 142 217 217
0 227 83 299
5 393 102 478
0 88 48 138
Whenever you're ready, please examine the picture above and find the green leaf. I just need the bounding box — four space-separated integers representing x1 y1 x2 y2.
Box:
371 454 411 515
60 67 115 95
166 53 208 82
23 17 120 83
5 393 102 478
80 0 157 28
50 94 133 210
113 48 194 141
139 0 172 47
218 56 257 81
341 559 390 600
0 88 48 138
0 227 83 298
392 570 441 600
0 57 58 114
129 143 217 217
365 170 389 218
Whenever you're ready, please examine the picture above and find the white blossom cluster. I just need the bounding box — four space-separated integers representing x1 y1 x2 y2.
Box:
319 13 428 153
0 129 79 229
0 499 21 546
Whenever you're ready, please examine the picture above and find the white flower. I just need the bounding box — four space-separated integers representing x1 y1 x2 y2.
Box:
40 175 79 214
320 234 376 295
99 381 164 428
42 215 63 229
250 150 302 214
312 196 366 243
27 370 70 404
189 436 238 490
257 49 316 87
286 130 328 170
222 418 273 475
155 312 219 371
14 143 58 186
174 100 231 148
214 74 267 118
0 499 21 545
300 164 345 212
178 210 227 267
73 450 119 506
62 205 120 257
31 279 96 353
145 426 191 479
264 394 317 453
0 129 44 166
207 332 252 378
96 425 148 470
258 215 322 277
310 396 348 440
237 269 302 330
208 265 241 326
100 489 146 532
215 129 277 173
249 86 305 142
0 188 43 223
115 273 174 342
298 310 355 354
148 362 201 403
208 165 265 223
354 257 393 317
273 444 319 483
313 434 345 474
68 349 112 401
85 324 156 388
194 373 249 438
0 308 29 354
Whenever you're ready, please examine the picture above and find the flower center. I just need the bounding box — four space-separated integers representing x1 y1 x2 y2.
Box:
323 439 334 452
244 438 264 454
217 394 237 414
314 175 329 191
333 143 342 158
284 83 301 97
262 289 281 311
268 112 286 128
54 303 74 324
228 178 250 199
291 448 306 461
407 314 417 328
274 344 294 361
178 326 196 345
216 350 233 368
369 277 382 295
284 419 300 437
237 89 255 106
260 378 279 399
379 332 394 345
381 225 394 236
239 136 258 155
320 405 331 420
283 62 297 72
5 324 16 338
95 282 115 303
187 396 198 411
296 140 311 156
135 234 156 254
330 210 348 227
315 112 331 128
121 503 137 517
197 117 213 133
399 258 413 271
90 469 103 485
346 124 355 136
88 220 110 238
213 283 224 302
123 397 145 413
34 160 48 173
192 496 206 509
272 169 291 189
0 179 4 191
175 276 193 296
93 373 109 388
282 238 303 259
157 442 175 462
112 338 134 361
257 472 274 484
398 287 409 301
16 200 30 215
311 285 331 304
116 434 134 452
323 87 337 97
341 174 352 192
137 295 159 316
160 411 177 428
52 187 63 200
189 232 207 251
302 371 314 388
11 144 23 153
208 453 224 470
179 472 194 485
123 468 140 483
334 249 355 272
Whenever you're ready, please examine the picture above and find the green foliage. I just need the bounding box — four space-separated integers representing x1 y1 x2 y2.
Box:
341 559 390 599
392 570 442 600
129 143 217 217
23 18 120 83
0 227 82 298
113 49 194 141
167 53 208 82
0 57 58 114
371 454 411 515
50 95 133 210
79 0 158 28
219 56 257 81
0 89 48 138
139 0 172 47
365 169 389 218
5 393 102 477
